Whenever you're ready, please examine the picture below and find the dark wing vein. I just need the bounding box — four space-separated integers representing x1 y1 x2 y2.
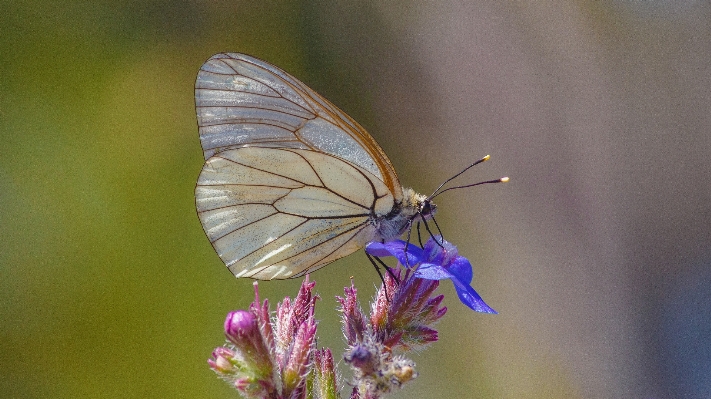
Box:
291 227 365 278
215 57 318 117
198 201 283 214
249 220 366 278
211 211 278 243
285 148 376 211
196 183 298 188
197 105 315 122
214 155 310 186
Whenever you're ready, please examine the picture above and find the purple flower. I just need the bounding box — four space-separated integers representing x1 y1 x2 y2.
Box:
337 269 444 397
369 269 447 351
209 243 494 398
211 308 278 398
392 273 445 348
365 236 497 314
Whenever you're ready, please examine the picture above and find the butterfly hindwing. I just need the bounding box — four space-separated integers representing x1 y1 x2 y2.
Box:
195 146 392 279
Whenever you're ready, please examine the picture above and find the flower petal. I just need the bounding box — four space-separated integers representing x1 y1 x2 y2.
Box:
365 240 423 267
414 263 454 280
423 236 461 265
451 280 497 314
448 256 473 285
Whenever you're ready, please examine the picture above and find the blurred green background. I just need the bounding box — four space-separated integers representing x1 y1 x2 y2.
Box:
2 2 710 398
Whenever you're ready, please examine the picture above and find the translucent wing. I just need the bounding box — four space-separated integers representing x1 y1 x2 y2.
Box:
195 52 402 201
195 147 394 280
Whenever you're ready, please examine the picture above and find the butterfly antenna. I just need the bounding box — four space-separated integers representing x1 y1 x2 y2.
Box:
430 176 509 200
429 155 491 199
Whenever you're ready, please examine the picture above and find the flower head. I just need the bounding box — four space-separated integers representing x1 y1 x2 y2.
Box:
365 236 497 314
274 276 319 397
209 235 497 399
337 268 445 398
210 307 277 398
209 277 319 399
369 269 447 351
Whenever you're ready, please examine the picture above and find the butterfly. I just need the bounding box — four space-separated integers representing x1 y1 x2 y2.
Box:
194 53 501 280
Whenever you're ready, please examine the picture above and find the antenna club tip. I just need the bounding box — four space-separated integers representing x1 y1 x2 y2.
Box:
483 155 491 161
500 177 510 183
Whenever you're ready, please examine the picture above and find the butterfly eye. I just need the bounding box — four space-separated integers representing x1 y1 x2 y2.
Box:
421 201 432 216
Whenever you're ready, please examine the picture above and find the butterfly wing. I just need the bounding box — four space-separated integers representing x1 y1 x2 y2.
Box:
194 53 401 279
195 146 394 279
195 53 402 201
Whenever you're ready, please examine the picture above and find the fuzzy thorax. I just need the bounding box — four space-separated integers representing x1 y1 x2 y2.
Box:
371 188 437 243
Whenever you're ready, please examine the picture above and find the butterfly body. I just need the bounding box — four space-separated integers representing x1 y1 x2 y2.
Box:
195 53 434 280
373 188 436 242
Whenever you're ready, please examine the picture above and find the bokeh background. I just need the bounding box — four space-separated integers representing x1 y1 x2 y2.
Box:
2 2 710 398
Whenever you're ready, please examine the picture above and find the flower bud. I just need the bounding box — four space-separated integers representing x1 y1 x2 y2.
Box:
314 348 338 399
222 310 275 384
224 310 258 344
208 347 236 374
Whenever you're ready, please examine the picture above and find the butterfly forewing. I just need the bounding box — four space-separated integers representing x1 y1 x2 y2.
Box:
195 53 402 201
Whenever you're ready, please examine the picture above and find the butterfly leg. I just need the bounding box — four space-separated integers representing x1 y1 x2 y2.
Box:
421 215 444 248
403 219 415 267
431 215 445 243
378 257 400 284
366 253 398 300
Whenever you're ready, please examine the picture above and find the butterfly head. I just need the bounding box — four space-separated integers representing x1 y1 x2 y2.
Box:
402 188 437 223
418 197 437 221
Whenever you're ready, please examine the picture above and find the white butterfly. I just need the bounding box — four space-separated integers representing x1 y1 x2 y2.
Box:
195 53 435 280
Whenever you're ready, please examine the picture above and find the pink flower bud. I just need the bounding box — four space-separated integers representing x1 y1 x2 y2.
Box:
224 310 257 342
208 347 236 374
223 310 274 381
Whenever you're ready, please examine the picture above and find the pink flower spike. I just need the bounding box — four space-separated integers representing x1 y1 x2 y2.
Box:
282 305 317 396
249 282 275 357
313 348 339 399
275 276 319 367
337 280 367 344
267 276 320 397
366 269 448 352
